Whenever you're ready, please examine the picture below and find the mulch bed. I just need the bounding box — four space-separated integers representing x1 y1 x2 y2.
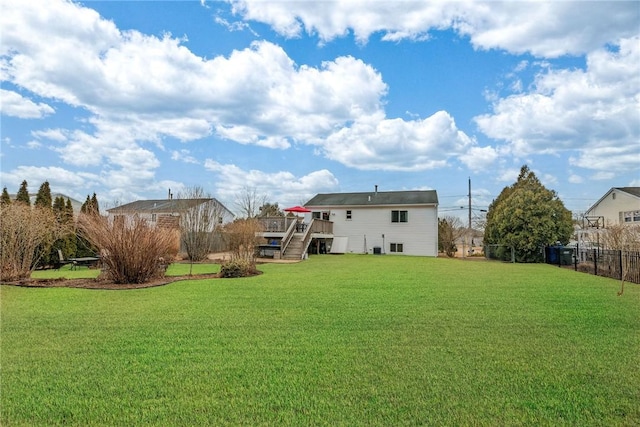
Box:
3 273 225 290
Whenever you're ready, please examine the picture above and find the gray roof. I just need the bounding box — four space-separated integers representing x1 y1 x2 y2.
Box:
305 190 438 207
107 198 232 215
616 187 640 198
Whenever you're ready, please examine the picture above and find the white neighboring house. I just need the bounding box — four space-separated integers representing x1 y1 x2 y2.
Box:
584 187 640 227
304 188 439 256
107 198 234 229
576 187 640 251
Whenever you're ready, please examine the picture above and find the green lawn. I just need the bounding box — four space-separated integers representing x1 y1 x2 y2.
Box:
2 255 639 426
30 262 219 279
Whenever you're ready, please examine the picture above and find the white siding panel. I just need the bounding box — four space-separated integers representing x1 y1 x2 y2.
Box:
321 206 438 256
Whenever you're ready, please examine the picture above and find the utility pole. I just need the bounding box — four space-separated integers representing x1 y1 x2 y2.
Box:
468 177 472 256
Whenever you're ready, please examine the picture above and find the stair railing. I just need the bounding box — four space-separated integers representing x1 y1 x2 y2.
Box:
280 220 297 257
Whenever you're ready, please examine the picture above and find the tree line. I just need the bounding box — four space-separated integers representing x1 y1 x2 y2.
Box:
1 180 100 280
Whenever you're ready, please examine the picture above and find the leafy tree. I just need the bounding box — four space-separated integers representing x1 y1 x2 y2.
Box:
1 187 11 206
484 166 572 262
34 181 53 209
258 202 284 217
15 180 30 205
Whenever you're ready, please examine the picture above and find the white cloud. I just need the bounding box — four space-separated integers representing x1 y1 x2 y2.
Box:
2 0 388 154
204 159 339 207
31 128 68 142
459 145 499 172
591 171 615 181
568 174 583 184
496 168 520 183
321 111 473 171
26 140 42 149
0 89 54 118
475 37 640 173
171 150 199 164
228 1 639 56
0 165 100 199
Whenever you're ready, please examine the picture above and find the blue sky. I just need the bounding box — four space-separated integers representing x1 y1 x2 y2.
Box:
1 0 639 219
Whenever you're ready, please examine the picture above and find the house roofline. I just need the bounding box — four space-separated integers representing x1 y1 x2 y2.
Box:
585 187 640 215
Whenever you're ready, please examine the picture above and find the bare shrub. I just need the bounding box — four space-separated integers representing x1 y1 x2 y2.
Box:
0 203 60 281
79 213 179 284
599 224 640 296
438 216 464 257
177 187 223 263
220 219 262 277
600 224 640 251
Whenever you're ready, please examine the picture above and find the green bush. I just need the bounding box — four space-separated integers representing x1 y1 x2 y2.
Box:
218 259 257 278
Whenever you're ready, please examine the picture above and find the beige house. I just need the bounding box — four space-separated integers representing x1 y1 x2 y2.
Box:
584 187 640 227
107 198 234 228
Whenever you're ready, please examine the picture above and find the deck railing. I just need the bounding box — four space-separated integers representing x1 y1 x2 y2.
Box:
309 219 333 234
256 217 333 235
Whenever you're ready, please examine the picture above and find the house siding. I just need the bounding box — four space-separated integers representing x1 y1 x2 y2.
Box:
586 189 640 226
308 205 438 256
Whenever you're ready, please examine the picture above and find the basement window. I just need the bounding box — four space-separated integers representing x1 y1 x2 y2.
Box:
390 243 404 253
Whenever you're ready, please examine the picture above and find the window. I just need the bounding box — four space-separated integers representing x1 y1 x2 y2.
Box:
151 213 157 222
391 210 408 223
390 243 404 253
623 210 640 223
346 210 352 220
312 212 321 220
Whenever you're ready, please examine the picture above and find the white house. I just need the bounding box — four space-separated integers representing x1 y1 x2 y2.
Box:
304 188 439 256
584 187 640 227
107 198 234 228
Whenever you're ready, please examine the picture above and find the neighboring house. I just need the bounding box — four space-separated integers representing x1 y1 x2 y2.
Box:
583 187 640 227
107 198 234 229
576 187 640 252
304 188 439 256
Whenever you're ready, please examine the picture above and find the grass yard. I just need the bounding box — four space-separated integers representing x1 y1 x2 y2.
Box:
2 255 639 426
30 262 220 280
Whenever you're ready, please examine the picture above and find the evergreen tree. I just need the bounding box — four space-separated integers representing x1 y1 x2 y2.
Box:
53 196 66 222
81 195 91 214
484 165 573 262
90 193 99 214
78 195 98 257
34 181 53 209
80 194 99 215
15 180 30 205
50 197 77 262
64 198 75 223
1 187 11 206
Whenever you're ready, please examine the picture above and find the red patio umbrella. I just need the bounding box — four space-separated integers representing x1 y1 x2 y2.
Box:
284 205 312 213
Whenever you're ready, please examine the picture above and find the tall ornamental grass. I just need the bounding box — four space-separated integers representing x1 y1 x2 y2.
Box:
78 213 179 284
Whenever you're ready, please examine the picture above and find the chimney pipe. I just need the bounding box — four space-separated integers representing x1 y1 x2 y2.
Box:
375 185 378 195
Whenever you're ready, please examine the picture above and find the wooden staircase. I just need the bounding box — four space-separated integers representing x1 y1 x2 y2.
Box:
282 233 307 260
